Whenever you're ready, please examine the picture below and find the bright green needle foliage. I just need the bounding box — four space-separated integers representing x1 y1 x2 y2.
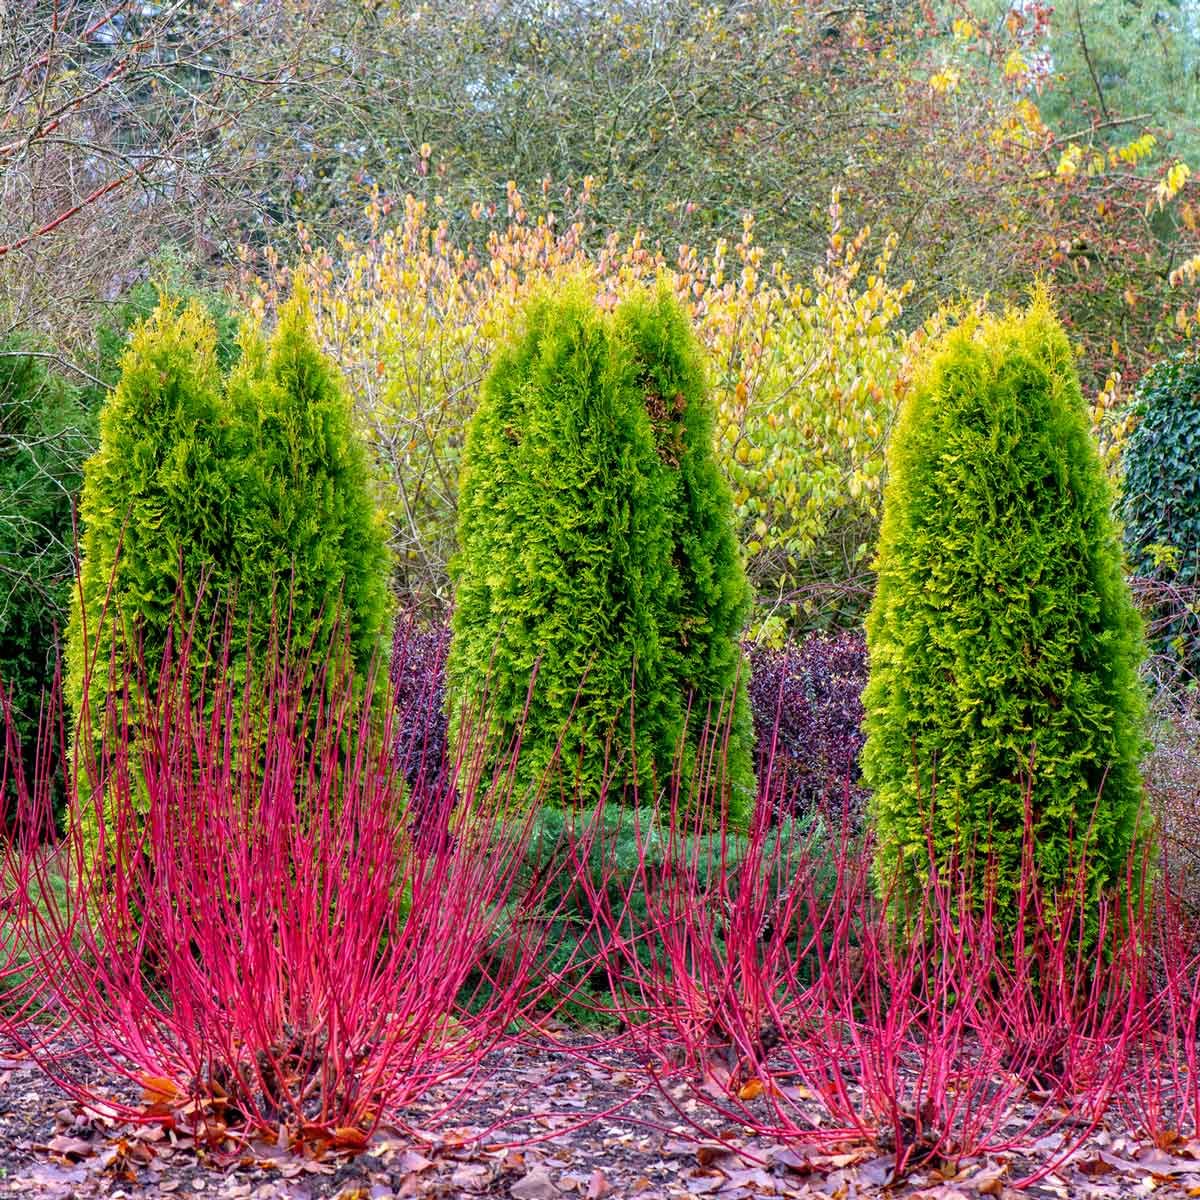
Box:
614 286 755 821
67 291 393 852
450 284 755 825
229 288 393 692
449 285 681 809
863 290 1147 930
67 299 234 787
1121 350 1200 674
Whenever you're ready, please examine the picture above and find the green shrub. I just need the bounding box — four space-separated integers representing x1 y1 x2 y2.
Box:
449 285 680 807
0 347 92 804
1120 349 1200 674
228 289 393 692
83 271 242 410
67 290 392 847
863 291 1147 931
449 285 755 821
66 299 236 791
614 286 755 814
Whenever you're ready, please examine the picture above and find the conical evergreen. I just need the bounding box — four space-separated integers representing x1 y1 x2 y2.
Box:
614 286 755 817
863 291 1147 928
229 289 392 689
450 284 755 824
448 285 680 806
68 291 392 852
67 299 235 786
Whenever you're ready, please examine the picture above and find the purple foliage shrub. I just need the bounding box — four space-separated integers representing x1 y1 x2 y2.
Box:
390 617 451 811
391 617 867 820
744 631 867 816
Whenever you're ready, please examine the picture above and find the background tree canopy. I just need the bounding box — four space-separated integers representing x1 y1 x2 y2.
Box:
0 0 1197 626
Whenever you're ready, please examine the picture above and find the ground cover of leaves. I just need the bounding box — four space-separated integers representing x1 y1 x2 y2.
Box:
1 1037 1197 1200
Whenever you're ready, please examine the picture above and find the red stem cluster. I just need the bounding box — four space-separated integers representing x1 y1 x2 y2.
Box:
0 629 581 1149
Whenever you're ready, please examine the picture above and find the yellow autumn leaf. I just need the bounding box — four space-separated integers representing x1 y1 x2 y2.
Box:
1003 49 1027 80
1156 160 1192 209
929 67 961 95
1056 145 1083 179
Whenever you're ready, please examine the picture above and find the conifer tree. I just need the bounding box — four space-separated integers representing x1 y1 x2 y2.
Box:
863 291 1146 928
450 285 755 823
448 286 680 806
68 292 392 849
614 286 755 816
67 299 234 789
229 290 392 690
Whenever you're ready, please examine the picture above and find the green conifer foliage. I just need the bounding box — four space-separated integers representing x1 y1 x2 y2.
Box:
67 292 392 844
229 290 392 688
0 348 91 806
614 286 755 818
448 286 680 806
1120 350 1200 673
66 299 234 783
863 292 1147 928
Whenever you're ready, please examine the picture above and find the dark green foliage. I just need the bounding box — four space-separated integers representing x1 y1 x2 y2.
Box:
228 290 393 691
1121 349 1200 674
474 806 845 1029
0 347 92 803
449 286 754 822
863 293 1147 931
449 286 680 806
614 287 756 815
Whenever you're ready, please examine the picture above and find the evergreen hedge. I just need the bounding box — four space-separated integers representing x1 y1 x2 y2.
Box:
863 292 1147 929
1121 349 1200 674
449 285 753 823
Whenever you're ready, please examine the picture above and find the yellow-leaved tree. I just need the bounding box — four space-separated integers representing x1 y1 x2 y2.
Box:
253 187 917 631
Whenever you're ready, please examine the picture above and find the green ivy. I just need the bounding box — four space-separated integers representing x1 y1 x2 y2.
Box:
1121 349 1200 674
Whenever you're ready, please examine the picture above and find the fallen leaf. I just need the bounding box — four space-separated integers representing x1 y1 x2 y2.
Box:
511 1166 561 1199
140 1073 184 1105
40 1134 95 1162
737 1078 764 1102
1099 1150 1200 1176
393 1149 435 1173
449 1163 490 1189
587 1170 611 1199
